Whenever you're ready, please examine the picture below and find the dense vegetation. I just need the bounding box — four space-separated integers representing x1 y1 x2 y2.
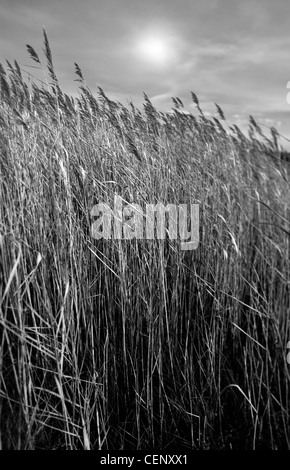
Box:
0 31 289 449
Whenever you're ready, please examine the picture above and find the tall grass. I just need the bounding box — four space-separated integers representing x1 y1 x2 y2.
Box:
0 31 289 449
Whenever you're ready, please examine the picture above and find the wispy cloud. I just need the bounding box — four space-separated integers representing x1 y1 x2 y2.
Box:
1 0 290 146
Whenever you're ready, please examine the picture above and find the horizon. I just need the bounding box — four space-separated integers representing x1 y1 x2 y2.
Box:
1 0 290 149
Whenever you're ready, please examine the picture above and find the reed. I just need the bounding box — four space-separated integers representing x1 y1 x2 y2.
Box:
0 30 289 449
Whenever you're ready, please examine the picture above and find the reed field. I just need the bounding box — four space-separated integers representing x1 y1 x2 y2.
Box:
0 31 289 450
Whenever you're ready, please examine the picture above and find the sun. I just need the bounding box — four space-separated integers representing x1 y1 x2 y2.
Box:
139 37 168 61
136 35 172 65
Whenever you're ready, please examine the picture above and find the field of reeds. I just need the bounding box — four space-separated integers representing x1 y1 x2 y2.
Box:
0 31 289 450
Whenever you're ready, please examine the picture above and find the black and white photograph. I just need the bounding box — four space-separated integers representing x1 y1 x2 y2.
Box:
0 0 289 454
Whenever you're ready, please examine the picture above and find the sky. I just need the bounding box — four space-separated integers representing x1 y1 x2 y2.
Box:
1 0 290 148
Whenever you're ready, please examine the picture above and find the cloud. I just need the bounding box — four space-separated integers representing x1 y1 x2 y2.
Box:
0 0 290 147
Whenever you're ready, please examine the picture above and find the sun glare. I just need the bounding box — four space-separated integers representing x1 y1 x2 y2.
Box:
136 34 173 66
139 38 168 61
